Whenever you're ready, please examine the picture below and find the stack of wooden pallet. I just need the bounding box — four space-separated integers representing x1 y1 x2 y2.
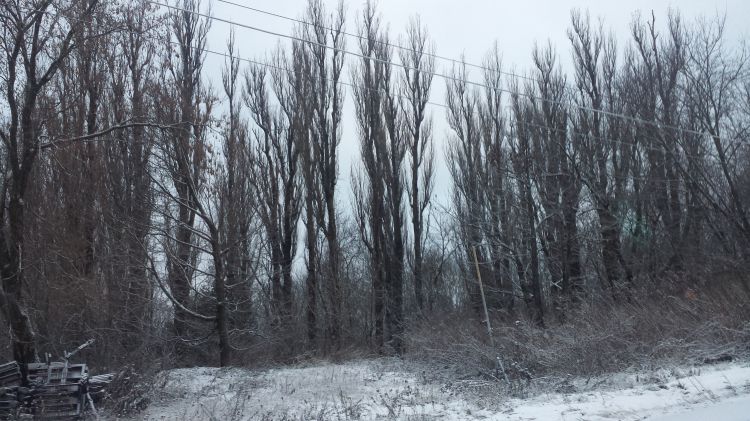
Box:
0 361 22 419
88 373 114 399
0 362 21 388
27 362 88 420
0 340 113 419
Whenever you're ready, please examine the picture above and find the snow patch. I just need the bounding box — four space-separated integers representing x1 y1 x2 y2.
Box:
119 360 750 420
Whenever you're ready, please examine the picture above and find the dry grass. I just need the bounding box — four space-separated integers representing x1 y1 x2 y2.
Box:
405 281 750 392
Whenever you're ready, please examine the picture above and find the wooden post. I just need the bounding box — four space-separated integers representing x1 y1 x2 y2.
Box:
472 246 510 385
472 246 494 346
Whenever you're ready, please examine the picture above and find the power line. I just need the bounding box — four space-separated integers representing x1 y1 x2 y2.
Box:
176 41 447 110
26 37 726 181
170 40 722 163
148 0 721 141
16 23 734 164
216 0 540 85
214 0 730 157
219 0 593 117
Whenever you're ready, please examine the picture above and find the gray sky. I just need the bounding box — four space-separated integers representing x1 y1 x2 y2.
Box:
196 0 749 208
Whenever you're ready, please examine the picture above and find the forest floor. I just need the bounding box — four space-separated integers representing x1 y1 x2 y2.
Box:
110 358 750 420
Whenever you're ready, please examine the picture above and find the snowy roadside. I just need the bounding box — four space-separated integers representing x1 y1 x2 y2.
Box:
113 359 750 420
494 362 750 420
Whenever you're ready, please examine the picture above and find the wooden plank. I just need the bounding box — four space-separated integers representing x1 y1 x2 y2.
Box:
46 361 53 384
27 363 88 385
60 359 69 386
0 373 19 381
1 358 100 420
0 361 20 371
0 361 21 388
34 392 82 419
88 373 113 396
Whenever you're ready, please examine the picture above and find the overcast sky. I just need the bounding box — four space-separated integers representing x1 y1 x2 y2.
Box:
190 0 749 207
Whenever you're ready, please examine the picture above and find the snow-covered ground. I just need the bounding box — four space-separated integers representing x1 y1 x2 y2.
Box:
117 359 750 420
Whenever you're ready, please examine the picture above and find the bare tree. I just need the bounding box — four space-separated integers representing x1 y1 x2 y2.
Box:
0 0 100 374
400 18 435 313
445 62 486 317
446 56 519 317
100 1 160 355
220 30 256 343
510 83 545 326
683 15 750 254
478 48 517 312
628 11 687 272
568 10 633 300
300 0 346 348
527 43 583 306
244 46 303 330
157 0 213 360
352 2 406 353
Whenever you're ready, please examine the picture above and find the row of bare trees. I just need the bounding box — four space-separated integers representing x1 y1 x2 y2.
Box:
447 10 750 328
1 0 748 368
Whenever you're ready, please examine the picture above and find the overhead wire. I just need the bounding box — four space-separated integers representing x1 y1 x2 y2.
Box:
21 30 735 167
215 0 541 85
165 38 725 164
147 0 724 140
42 8 717 169
166 40 449 110
216 0 721 149
22 0 736 164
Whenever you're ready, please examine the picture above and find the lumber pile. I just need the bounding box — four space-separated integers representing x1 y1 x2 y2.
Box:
0 340 114 420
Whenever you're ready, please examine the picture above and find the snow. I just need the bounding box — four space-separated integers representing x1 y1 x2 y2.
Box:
116 359 750 420
650 395 750 421
498 363 750 421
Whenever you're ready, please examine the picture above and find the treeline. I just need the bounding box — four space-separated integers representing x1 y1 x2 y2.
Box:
0 0 749 370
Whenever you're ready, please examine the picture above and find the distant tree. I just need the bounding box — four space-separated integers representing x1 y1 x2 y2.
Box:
509 82 545 326
299 0 346 348
153 0 222 362
220 30 256 346
628 12 687 273
527 43 583 306
683 15 750 257
445 62 487 317
100 1 160 355
244 45 303 329
567 10 633 300
400 18 435 313
352 1 407 353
